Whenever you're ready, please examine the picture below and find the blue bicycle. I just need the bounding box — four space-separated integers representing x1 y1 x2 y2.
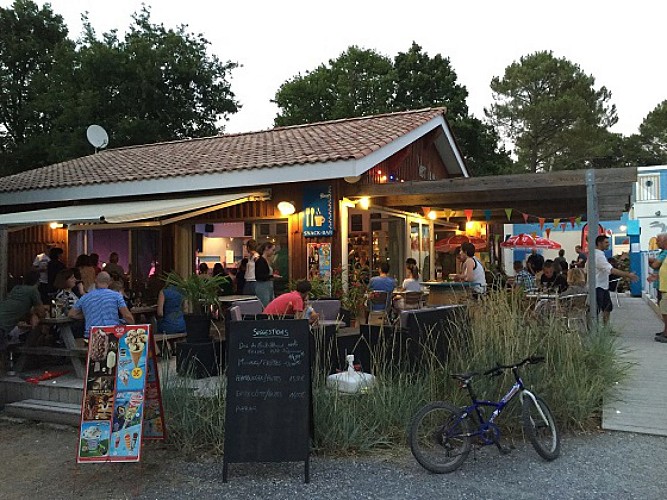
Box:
409 356 560 473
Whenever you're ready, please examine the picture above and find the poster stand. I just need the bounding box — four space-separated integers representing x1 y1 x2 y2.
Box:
76 324 165 463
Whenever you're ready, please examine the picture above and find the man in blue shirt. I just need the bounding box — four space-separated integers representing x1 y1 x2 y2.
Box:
69 272 134 337
369 263 396 311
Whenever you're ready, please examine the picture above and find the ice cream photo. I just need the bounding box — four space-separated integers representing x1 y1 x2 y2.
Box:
125 328 148 368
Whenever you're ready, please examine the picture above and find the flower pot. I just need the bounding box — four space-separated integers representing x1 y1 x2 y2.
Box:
184 314 211 342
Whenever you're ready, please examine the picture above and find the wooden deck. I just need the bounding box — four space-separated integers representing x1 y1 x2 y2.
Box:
602 295 667 436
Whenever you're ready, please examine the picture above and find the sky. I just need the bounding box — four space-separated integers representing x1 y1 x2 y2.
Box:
4 0 665 137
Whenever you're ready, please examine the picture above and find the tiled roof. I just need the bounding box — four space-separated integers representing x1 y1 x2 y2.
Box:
0 108 446 193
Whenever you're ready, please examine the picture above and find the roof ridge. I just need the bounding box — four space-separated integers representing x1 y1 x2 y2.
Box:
102 107 447 153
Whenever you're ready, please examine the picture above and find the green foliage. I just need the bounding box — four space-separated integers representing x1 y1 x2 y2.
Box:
164 271 229 315
620 100 667 166
273 42 512 176
487 51 618 173
0 3 239 175
158 289 629 456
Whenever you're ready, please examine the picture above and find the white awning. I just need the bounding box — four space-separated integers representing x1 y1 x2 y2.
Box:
0 191 270 227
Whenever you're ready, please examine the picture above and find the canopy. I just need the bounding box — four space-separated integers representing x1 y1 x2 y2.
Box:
500 233 561 250
435 234 487 253
0 191 269 227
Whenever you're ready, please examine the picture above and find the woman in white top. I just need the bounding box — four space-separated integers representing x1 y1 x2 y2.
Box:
402 263 422 292
242 239 259 295
455 242 487 295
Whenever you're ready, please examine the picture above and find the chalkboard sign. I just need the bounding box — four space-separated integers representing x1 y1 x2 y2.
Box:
223 319 311 482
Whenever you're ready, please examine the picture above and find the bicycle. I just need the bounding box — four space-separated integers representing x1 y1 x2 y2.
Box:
409 356 560 473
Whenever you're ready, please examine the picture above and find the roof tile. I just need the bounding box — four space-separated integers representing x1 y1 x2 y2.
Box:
0 107 445 193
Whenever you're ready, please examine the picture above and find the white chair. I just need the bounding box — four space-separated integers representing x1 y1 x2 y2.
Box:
310 299 341 321
228 306 242 322
232 299 264 317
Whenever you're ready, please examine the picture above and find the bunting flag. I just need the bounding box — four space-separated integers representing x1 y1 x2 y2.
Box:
522 213 529 223
560 222 567 232
505 208 513 221
530 232 537 238
484 209 492 222
575 216 582 227
553 218 561 229
538 217 546 230
545 228 551 238
464 209 473 222
569 216 576 228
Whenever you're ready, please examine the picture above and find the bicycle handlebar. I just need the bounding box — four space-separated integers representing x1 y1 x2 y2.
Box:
483 356 544 376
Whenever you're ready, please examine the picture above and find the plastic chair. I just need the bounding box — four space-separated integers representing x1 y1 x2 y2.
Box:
608 278 621 307
228 306 242 322
403 291 423 310
310 299 341 321
232 299 264 317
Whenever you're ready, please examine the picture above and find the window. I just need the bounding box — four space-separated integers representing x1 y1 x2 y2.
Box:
637 174 660 201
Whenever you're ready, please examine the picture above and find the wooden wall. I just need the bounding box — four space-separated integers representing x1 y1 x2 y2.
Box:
8 225 69 280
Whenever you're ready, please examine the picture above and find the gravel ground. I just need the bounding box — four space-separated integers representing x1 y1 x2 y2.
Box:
1 418 665 500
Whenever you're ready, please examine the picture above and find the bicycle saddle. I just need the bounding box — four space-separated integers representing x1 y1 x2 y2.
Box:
451 372 478 381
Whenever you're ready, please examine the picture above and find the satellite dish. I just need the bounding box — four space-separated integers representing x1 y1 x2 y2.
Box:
86 125 109 150
344 175 361 184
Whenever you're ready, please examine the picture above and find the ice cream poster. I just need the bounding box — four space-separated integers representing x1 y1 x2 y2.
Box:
303 184 333 237
77 324 154 463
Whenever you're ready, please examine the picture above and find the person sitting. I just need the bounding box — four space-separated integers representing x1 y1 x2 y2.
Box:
90 253 102 275
575 245 587 268
368 262 397 311
401 263 421 292
46 247 66 297
75 254 96 293
512 260 536 292
212 262 234 296
157 282 186 334
53 268 85 337
198 262 209 275
68 272 134 338
0 270 46 372
109 279 132 309
560 268 587 297
104 252 125 278
539 260 568 293
526 250 545 277
263 280 319 324
454 243 487 296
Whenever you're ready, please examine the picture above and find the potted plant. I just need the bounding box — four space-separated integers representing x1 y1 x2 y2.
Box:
164 271 231 342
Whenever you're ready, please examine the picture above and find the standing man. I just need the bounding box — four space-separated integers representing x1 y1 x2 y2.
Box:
69 272 134 337
33 245 52 303
648 233 667 342
554 249 568 274
591 235 638 325
575 245 587 268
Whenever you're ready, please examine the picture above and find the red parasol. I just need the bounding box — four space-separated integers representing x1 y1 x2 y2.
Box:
500 233 561 250
435 234 488 253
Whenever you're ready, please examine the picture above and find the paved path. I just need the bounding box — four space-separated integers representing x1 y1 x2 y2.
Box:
603 294 667 436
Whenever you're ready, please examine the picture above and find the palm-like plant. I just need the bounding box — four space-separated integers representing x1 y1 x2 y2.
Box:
164 271 230 315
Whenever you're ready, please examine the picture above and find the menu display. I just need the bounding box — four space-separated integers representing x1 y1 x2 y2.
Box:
77 324 165 463
223 319 311 482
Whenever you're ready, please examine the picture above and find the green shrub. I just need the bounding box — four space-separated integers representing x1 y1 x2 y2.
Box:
160 289 630 455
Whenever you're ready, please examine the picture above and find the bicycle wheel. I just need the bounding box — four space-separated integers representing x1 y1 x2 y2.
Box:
409 401 472 473
522 394 560 461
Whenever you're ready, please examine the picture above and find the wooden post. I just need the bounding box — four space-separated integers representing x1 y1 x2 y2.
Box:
586 169 599 329
0 225 8 300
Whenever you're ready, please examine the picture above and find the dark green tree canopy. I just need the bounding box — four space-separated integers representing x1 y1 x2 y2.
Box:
486 50 618 172
274 42 512 176
0 2 239 176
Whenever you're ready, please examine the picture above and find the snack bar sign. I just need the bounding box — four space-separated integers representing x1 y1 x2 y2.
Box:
303 184 333 237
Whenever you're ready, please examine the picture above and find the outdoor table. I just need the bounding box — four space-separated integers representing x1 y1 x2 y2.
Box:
13 317 87 378
217 294 258 304
421 281 476 306
131 305 158 333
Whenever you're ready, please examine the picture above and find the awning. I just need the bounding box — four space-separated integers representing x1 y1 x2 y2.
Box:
0 191 270 228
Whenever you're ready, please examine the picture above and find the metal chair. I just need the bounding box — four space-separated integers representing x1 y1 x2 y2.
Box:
367 291 392 325
557 293 589 332
608 278 622 307
403 291 424 310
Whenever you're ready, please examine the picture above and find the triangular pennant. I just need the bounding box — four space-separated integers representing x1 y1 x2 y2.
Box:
464 209 473 222
560 222 567 232
569 217 576 228
545 228 551 238
484 209 492 222
553 218 561 229
531 232 537 238
538 217 546 231
575 216 582 227
504 208 513 221
522 213 529 223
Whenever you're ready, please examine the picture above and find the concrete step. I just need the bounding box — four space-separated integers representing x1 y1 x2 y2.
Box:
4 399 80 426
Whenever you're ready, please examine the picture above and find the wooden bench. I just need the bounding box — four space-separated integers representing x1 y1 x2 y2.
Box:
11 345 88 378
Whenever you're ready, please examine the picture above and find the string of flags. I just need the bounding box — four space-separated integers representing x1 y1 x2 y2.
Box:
459 208 585 232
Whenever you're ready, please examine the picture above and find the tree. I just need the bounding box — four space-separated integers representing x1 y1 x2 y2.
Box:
274 42 512 175
486 51 618 173
637 100 667 164
0 0 73 175
0 4 240 175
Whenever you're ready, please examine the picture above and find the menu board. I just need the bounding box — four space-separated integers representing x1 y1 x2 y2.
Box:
303 184 333 237
307 242 332 292
223 319 311 482
77 324 164 463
